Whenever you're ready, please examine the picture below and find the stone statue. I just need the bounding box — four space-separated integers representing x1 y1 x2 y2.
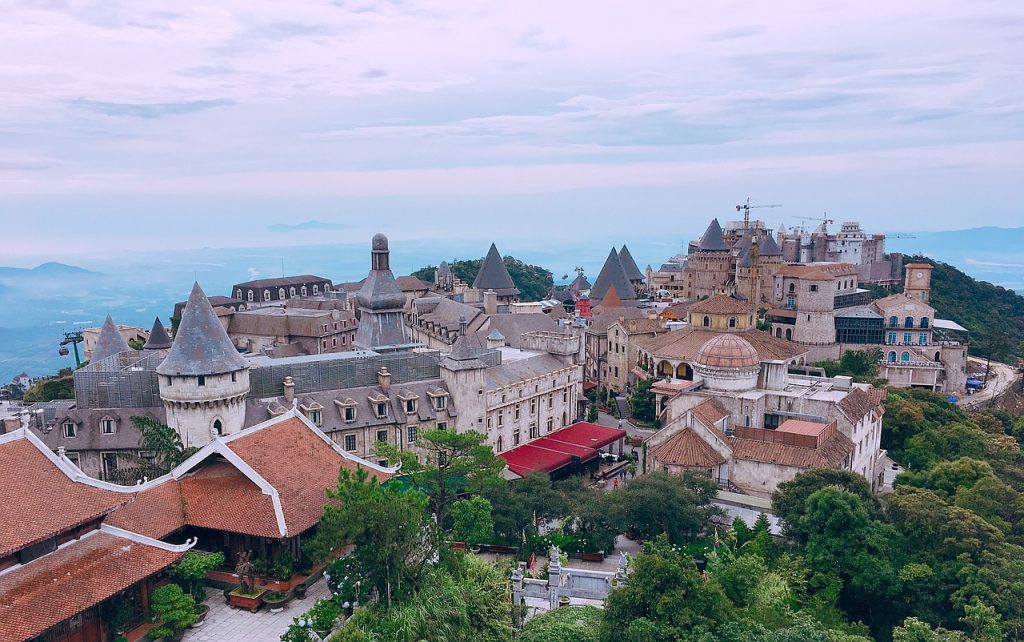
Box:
235 551 256 594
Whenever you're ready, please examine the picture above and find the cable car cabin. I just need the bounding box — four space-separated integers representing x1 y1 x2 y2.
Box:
59 346 70 356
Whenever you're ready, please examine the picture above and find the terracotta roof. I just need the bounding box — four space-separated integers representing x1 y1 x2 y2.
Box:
838 387 886 424
659 301 695 320
594 286 624 311
0 436 126 558
697 334 760 368
638 327 805 364
651 429 725 468
226 416 390 536
0 531 184 642
690 398 729 438
105 480 186 540
777 263 858 280
91 314 131 362
613 318 666 335
180 462 282 538
730 431 853 469
688 294 755 315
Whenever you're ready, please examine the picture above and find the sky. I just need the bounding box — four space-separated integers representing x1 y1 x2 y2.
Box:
1 0 1023 263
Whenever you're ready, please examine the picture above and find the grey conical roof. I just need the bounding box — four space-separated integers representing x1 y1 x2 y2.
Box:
698 218 729 252
472 243 519 294
157 282 249 376
590 248 637 305
443 317 487 371
487 329 506 341
143 317 172 350
92 314 131 362
618 245 645 282
568 273 591 295
759 232 782 256
437 261 452 277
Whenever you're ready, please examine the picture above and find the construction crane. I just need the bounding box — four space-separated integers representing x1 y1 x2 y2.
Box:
736 198 782 231
794 213 834 233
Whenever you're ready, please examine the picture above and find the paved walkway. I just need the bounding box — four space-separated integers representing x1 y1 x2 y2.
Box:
961 357 1019 409
183 579 330 642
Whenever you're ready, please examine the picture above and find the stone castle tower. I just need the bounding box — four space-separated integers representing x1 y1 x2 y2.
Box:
157 282 251 448
903 262 933 303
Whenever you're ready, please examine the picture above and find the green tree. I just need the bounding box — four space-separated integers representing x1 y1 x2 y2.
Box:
377 429 504 538
609 470 719 544
772 469 878 544
450 496 494 547
22 373 74 401
412 255 554 302
108 416 198 485
630 378 656 423
170 550 225 601
892 618 968 642
519 605 602 642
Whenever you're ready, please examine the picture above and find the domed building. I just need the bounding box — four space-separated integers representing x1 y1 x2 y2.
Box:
353 233 418 352
693 334 761 392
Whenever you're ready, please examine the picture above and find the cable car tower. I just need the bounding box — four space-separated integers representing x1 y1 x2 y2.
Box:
59 331 84 368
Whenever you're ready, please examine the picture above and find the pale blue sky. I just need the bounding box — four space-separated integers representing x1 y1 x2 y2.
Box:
1 0 1023 260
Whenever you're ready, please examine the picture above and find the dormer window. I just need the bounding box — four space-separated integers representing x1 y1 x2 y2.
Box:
101 418 116 434
309 409 322 426
313 284 320 295
405 399 416 413
247 290 254 302
434 395 447 410
376 402 388 418
263 289 271 302
63 421 76 438
279 288 286 299
345 406 356 422
290 287 296 296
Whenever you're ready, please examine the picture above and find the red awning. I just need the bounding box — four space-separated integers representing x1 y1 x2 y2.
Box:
498 422 626 477
582 381 598 392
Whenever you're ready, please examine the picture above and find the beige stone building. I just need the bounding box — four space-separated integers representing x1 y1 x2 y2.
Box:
606 317 671 394
228 306 358 356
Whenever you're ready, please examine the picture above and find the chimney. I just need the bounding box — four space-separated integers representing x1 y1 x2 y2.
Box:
283 376 295 404
459 315 468 337
378 366 392 394
483 289 497 316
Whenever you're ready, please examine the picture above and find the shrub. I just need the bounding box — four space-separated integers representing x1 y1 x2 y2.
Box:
170 550 224 601
273 552 296 581
325 557 367 606
451 496 494 546
150 583 198 637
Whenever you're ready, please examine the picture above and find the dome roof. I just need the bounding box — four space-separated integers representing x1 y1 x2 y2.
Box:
372 233 389 251
696 334 759 369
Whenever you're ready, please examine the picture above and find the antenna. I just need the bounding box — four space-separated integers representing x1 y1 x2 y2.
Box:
736 197 782 231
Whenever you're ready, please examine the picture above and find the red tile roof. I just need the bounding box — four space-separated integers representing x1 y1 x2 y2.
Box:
105 480 186 540
0 437 127 558
180 462 282 538
549 422 627 450
688 294 755 315
838 387 886 424
651 429 725 468
730 431 853 469
690 398 730 441
0 532 183 642
637 327 806 364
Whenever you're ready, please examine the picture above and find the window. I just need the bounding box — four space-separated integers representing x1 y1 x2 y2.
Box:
901 351 910 363
786 296 795 310
437 421 447 431
101 418 115 434
332 338 337 347
323 324 329 333
379 460 388 467
247 290 254 302
497 436 504 452
888 331 897 344
290 287 296 296
702 315 710 327
530 399 536 414
405 399 416 413
139 450 157 464
231 372 236 382
101 452 119 479
728 316 736 328
903 332 912 344
889 316 898 328
197 375 206 386
887 351 897 363
213 419 223 435
809 284 818 292
263 289 271 301
279 288 286 299
546 417 553 432
919 333 928 345
547 394 553 409
487 417 492 429
905 316 914 329
563 390 568 403
788 283 796 293
785 328 792 340
344 406 356 422
166 375 173 386
309 410 322 426
497 410 504 427
377 430 388 442
529 423 538 439
313 284 320 295
64 451 80 467
614 366 619 377
62 422 76 438
920 317 929 328
376 402 387 418
434 396 447 410
513 430 521 447
407 426 418 443
344 434 356 451
236 289 243 299
514 404 521 421
301 286 308 296
501 393 506 403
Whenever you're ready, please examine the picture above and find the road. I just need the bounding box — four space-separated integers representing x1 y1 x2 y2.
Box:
961 357 1020 409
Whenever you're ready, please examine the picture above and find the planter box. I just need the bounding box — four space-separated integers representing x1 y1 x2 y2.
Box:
580 551 605 562
451 541 466 551
484 544 513 555
228 588 266 612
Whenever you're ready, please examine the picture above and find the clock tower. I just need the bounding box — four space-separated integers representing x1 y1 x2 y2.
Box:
904 263 933 303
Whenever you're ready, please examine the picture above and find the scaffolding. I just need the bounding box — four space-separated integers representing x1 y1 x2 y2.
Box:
74 351 163 409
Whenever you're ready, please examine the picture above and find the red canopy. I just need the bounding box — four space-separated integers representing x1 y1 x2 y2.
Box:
498 422 626 477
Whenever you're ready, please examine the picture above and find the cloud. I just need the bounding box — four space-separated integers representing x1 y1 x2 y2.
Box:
70 99 233 119
267 220 349 233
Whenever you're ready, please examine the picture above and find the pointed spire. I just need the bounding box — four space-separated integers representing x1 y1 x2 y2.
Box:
618 245 645 282
157 282 249 376
698 218 729 252
759 231 782 256
472 243 519 296
92 314 131 362
595 287 624 312
590 248 636 306
443 316 487 371
143 317 172 350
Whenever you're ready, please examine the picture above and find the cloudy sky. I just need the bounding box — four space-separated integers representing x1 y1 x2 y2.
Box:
1 0 1022 261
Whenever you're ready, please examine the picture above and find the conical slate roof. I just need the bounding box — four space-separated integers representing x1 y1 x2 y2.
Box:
157 282 249 376
590 248 636 306
437 261 452 277
92 314 131 362
143 317 172 350
443 317 487 371
568 273 591 296
618 245 645 282
759 232 782 256
698 218 729 252
472 244 519 296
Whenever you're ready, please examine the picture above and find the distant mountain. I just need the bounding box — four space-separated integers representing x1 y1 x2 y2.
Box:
0 262 100 278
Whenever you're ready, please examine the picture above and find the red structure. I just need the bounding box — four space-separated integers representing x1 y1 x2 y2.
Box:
498 422 626 478
576 294 591 318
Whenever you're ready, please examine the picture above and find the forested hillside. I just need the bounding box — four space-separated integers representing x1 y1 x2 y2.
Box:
904 255 1024 361
412 256 554 302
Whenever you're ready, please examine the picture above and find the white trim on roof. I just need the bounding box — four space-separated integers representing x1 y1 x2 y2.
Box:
100 524 197 553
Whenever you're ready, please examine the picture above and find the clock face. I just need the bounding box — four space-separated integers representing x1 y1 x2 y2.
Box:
916 272 923 278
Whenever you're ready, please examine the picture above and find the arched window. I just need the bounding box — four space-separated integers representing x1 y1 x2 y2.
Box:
313 284 319 295
278 288 285 299
301 286 308 296
247 290 254 302
904 316 914 328
776 328 782 338
887 351 897 363
889 316 897 328
702 315 710 327
263 289 271 301
785 328 792 340
290 287 296 296
235 289 242 299
920 317 929 328
934 351 941 361
213 419 223 436
901 351 910 362
788 283 795 293
728 316 736 328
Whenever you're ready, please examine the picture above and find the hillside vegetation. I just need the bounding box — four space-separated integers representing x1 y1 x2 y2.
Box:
412 256 553 302
904 255 1024 361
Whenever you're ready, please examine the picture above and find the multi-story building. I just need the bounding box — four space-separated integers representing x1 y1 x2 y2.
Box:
605 317 670 394
778 221 899 286
228 306 358 356
232 275 334 307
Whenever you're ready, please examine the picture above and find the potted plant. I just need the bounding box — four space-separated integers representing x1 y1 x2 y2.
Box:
149 584 198 641
228 586 267 612
450 497 493 554
193 602 210 627
307 597 342 638
170 550 225 603
264 590 291 613
100 595 132 637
